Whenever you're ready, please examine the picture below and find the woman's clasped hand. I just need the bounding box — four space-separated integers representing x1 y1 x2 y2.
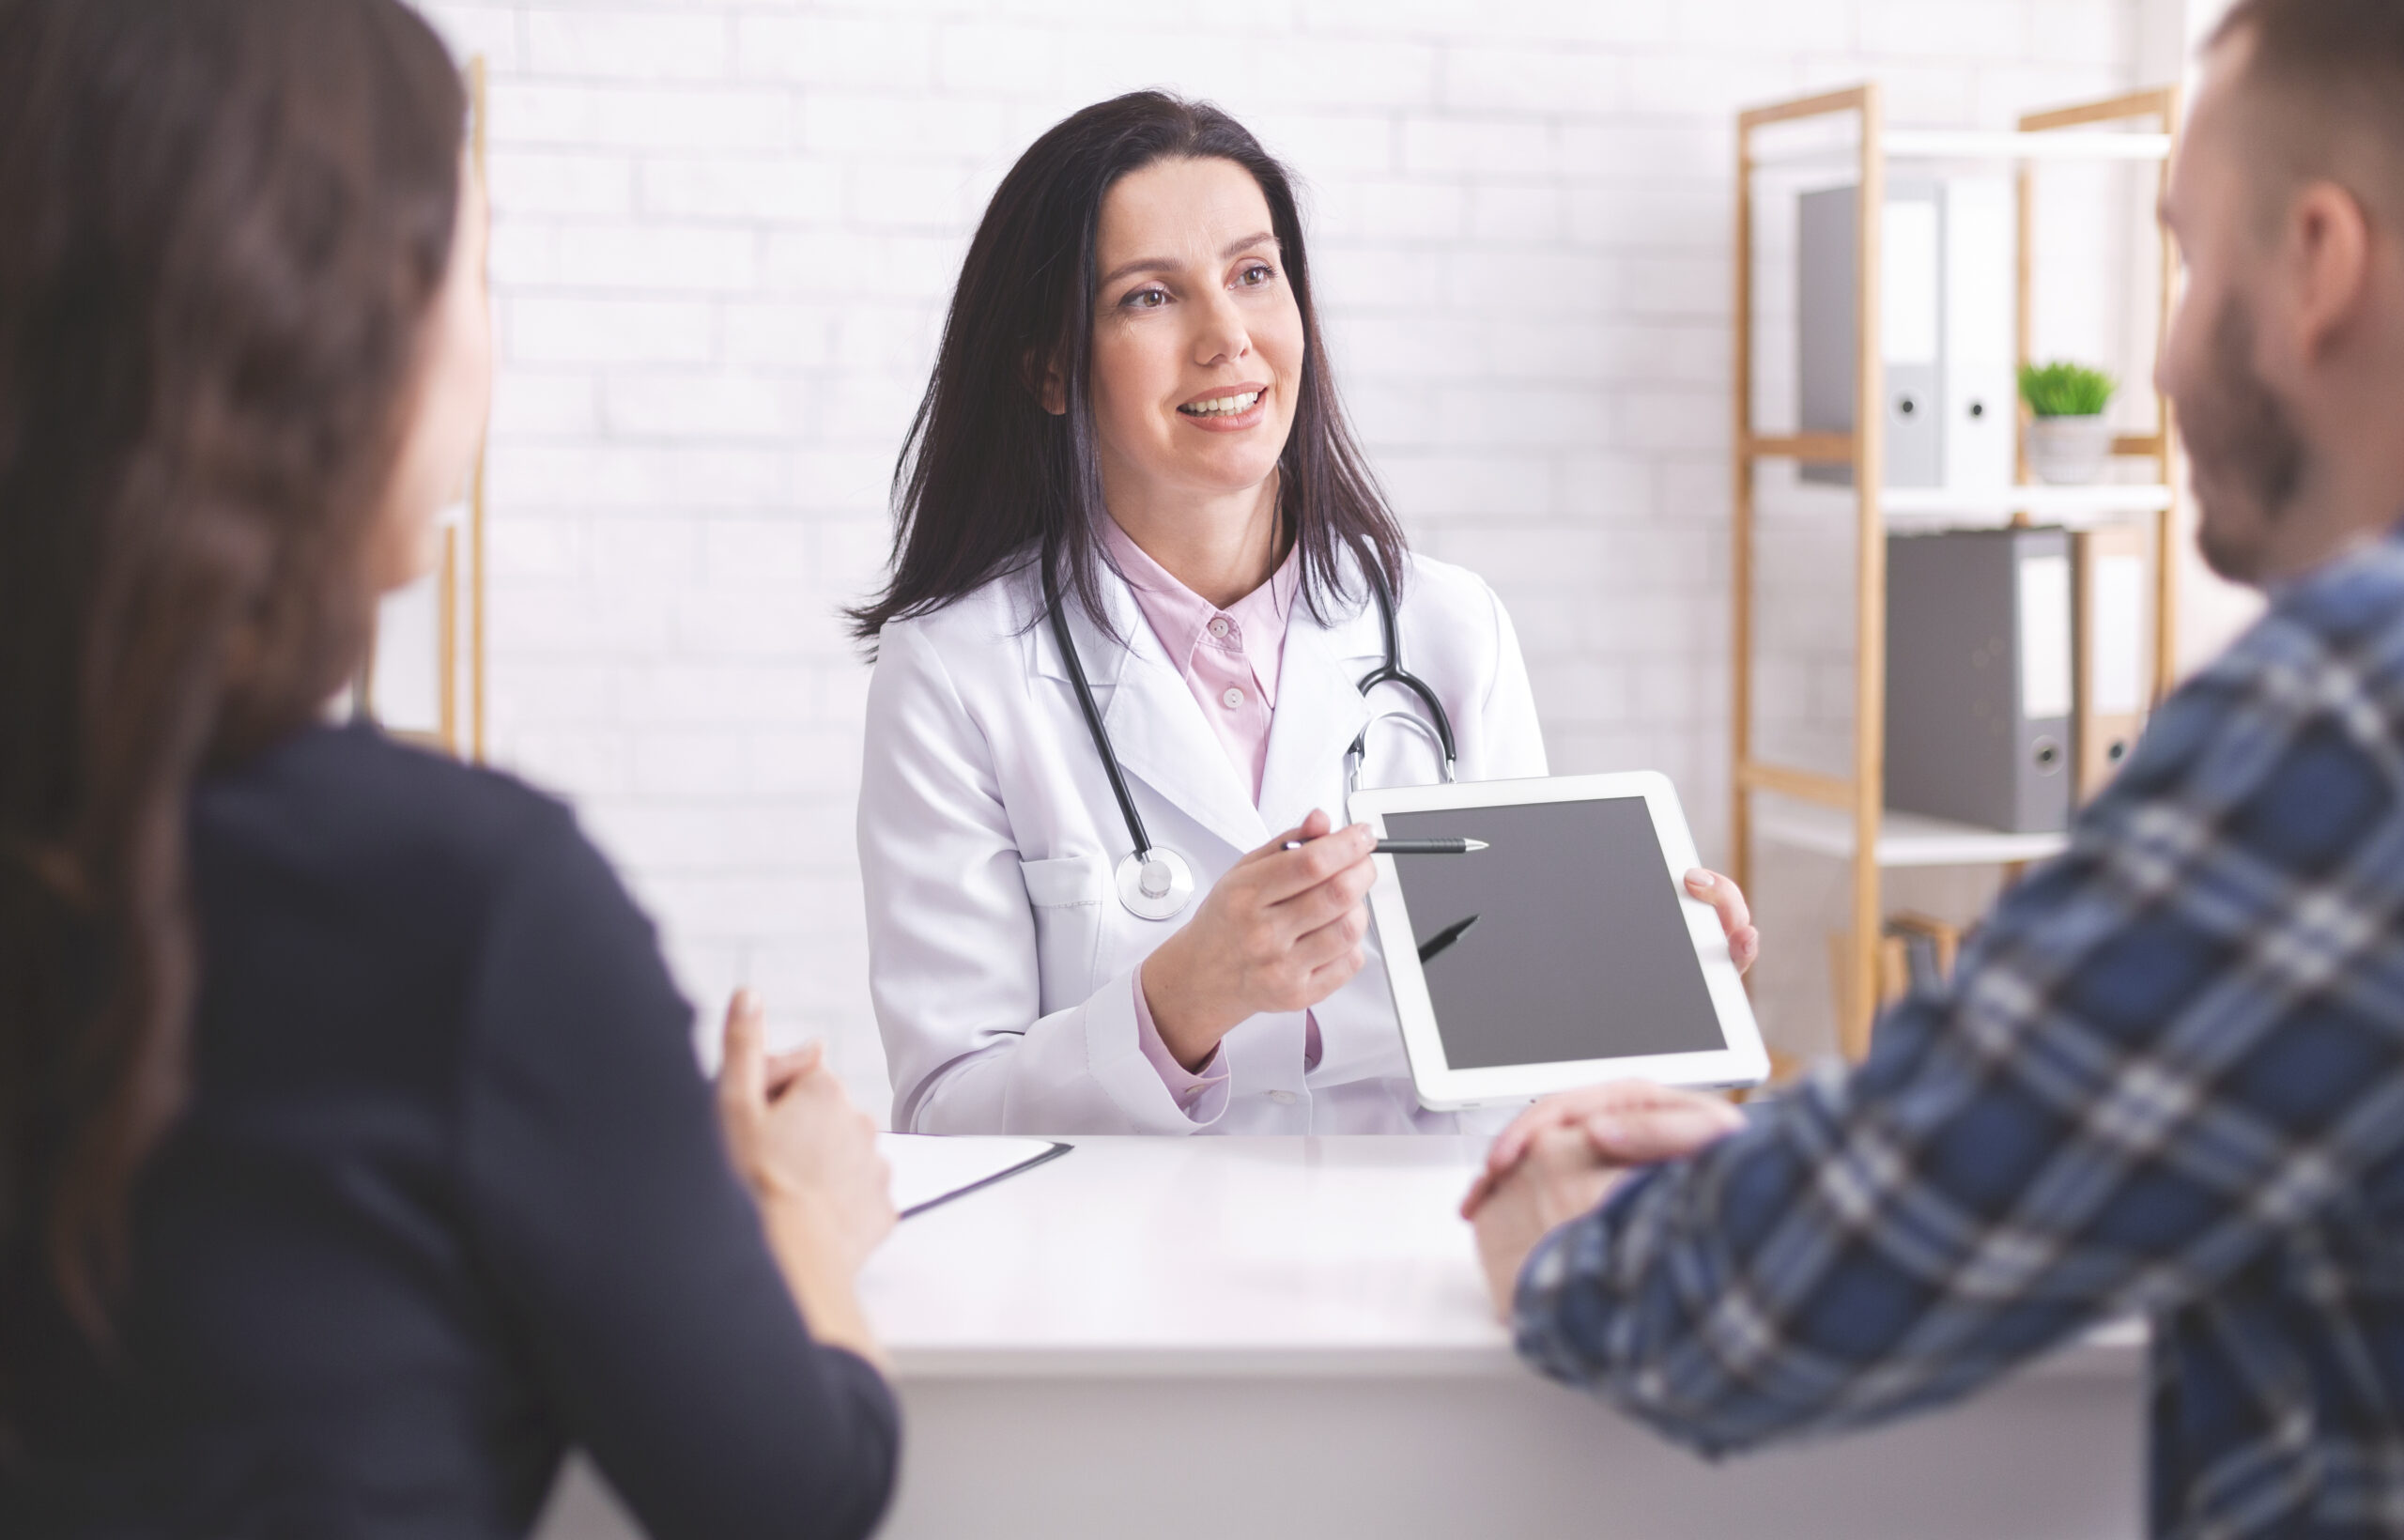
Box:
717 993 898 1369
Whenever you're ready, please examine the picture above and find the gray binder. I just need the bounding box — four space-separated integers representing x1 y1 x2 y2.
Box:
1886 529 2074 834
1800 180 2013 492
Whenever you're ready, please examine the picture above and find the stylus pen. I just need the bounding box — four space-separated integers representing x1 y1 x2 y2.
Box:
1281 837 1488 855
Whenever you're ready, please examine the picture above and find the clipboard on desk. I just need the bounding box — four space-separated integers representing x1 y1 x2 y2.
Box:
878 1133 1071 1219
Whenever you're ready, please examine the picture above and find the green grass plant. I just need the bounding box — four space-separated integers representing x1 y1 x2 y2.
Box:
2018 361 2117 418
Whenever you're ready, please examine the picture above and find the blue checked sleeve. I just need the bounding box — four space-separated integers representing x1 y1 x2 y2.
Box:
1513 590 2404 1457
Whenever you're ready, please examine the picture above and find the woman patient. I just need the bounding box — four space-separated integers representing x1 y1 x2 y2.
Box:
0 2 897 1535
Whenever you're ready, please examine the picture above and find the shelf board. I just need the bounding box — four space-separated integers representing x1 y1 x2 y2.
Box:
1756 800 2070 868
1880 483 2171 516
1888 129 2173 162
1752 129 2173 168
1764 480 2174 527
1874 483 2176 531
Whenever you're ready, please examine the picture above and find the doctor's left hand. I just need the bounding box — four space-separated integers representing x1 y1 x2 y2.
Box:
1684 869 1759 974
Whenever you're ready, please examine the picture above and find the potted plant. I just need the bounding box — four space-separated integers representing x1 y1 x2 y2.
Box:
2019 361 2118 485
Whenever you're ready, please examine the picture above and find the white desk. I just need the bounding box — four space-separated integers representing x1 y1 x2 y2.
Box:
537 1135 2146 1540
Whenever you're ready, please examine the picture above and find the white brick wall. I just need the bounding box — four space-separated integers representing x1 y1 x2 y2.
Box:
416 0 2157 1098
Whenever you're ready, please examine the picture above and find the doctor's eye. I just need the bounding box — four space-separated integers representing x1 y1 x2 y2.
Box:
1236 262 1276 288
1120 285 1171 310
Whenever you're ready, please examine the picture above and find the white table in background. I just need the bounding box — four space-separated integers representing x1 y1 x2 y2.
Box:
538 1135 2146 1540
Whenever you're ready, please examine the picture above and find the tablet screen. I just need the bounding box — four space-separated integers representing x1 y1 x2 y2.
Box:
1381 797 1725 1069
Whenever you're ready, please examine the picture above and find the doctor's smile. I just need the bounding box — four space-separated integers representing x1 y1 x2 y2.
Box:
1175 383 1270 427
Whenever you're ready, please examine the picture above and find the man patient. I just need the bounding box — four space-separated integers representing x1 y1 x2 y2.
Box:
1470 4 2404 1535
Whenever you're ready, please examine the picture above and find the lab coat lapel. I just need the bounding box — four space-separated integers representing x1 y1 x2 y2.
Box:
1256 593 1378 838
1036 575 1267 859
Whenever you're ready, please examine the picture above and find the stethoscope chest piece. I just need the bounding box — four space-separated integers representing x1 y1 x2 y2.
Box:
1115 847 1194 922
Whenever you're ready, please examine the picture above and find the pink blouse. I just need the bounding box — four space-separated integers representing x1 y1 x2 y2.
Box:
1097 519 1319 1123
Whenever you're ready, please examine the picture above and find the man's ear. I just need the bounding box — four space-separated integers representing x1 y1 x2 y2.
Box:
2286 179 2374 365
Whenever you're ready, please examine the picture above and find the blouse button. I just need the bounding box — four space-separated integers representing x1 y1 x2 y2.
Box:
1208 616 1231 639
1221 686 1245 710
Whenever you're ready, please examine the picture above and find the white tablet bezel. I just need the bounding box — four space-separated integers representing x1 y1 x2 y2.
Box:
1350 771 1769 1111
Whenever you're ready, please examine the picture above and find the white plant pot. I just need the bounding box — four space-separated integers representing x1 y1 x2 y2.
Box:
2027 413 2114 485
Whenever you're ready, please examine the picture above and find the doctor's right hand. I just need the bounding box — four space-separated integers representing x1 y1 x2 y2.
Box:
1139 808 1378 1072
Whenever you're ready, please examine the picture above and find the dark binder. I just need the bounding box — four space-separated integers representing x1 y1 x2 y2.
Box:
1886 528 2074 834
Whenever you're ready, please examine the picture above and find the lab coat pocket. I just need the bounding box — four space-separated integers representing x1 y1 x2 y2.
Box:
1018 855 1106 1015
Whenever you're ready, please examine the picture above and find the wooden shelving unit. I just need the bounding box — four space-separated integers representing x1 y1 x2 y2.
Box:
466 54 490 763
1730 84 2181 1059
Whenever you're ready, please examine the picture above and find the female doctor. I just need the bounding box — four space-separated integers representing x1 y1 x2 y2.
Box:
851 92 1759 1136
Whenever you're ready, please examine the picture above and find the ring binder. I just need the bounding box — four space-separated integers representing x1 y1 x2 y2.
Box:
1886 527 2075 835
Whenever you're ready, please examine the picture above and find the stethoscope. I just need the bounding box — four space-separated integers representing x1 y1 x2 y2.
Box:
1045 560 1457 922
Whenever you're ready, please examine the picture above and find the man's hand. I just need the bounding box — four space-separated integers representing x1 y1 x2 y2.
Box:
1463 1081 1748 1323
1464 1080 1747 1220
1469 1126 1623 1322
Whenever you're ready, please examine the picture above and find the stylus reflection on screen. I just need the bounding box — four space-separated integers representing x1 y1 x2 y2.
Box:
1417 913 1479 965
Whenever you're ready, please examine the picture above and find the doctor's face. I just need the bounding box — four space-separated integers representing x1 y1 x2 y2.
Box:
1083 156 1305 510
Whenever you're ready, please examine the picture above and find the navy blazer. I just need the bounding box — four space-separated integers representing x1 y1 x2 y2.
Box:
1 722 897 1538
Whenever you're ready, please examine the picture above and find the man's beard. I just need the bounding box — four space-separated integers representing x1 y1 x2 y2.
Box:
2185 292 2308 582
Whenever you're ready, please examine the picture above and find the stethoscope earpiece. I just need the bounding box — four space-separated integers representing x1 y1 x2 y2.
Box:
1049 560 1453 924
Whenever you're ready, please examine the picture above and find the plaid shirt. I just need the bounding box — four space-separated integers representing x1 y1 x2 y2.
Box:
1518 530 2404 1539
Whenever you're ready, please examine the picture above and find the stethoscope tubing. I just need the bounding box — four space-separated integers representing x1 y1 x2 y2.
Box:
1047 554 1457 921
1045 562 1157 864
1347 563 1458 773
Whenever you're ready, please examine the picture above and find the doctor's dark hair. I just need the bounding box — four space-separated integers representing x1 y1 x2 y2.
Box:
0 0 464 1404
847 90 1407 644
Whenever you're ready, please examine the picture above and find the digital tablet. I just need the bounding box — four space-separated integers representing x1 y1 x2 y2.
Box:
1349 772 1769 1111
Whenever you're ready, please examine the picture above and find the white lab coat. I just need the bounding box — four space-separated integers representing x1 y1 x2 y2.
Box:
857 549 1549 1135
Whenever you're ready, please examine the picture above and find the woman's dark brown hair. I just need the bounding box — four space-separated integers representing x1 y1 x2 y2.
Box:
847 90 1407 644
0 0 466 1383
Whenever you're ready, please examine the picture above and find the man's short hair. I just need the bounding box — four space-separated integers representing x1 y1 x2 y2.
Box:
2211 0 2404 222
